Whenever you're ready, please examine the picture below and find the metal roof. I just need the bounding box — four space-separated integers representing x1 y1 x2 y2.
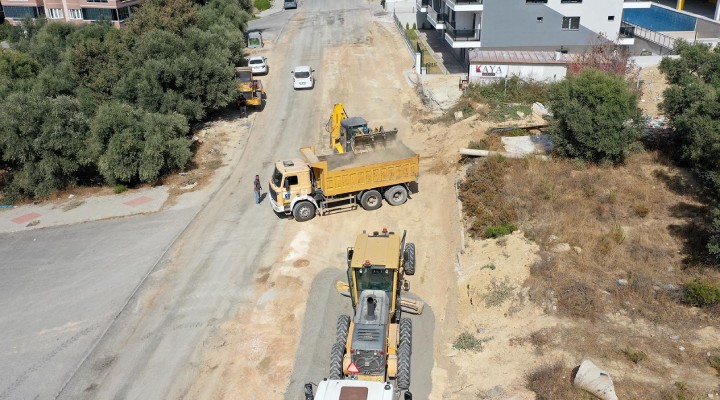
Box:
468 50 573 65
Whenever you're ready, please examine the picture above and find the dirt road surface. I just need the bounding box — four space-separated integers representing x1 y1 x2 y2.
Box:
52 0 461 399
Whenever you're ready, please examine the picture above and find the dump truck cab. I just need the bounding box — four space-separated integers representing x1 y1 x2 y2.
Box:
346 229 414 322
268 158 312 215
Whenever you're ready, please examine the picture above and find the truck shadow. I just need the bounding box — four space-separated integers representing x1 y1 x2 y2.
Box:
283 268 434 400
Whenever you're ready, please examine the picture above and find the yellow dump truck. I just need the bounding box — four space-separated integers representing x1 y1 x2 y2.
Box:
268 144 419 222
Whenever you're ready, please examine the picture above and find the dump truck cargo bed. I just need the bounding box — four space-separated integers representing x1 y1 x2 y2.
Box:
301 144 419 197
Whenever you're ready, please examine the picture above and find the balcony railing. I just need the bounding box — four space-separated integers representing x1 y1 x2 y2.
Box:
428 8 448 24
619 22 635 38
455 0 482 3
446 23 480 41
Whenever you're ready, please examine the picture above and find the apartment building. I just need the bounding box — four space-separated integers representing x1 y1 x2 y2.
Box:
0 0 139 26
417 0 635 62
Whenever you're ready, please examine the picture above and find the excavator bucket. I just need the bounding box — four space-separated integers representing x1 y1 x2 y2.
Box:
352 128 399 153
335 280 424 315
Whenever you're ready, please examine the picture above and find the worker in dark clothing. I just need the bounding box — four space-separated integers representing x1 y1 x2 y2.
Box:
254 175 262 204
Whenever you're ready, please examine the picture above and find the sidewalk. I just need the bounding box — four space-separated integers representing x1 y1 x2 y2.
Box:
0 187 169 234
257 0 286 18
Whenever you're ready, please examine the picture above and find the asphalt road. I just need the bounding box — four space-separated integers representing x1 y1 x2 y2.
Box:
0 209 195 400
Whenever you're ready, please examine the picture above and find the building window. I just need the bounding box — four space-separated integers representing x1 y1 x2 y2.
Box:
537 17 543 23
561 0 582 3
608 15 615 21
47 8 64 19
562 16 580 30
117 6 130 20
526 0 548 3
3 6 44 19
68 8 82 19
82 7 118 20
86 0 109 3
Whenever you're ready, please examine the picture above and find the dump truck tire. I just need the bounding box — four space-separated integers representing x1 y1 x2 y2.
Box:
404 243 416 275
360 190 382 211
400 318 412 351
384 185 408 206
337 315 350 346
397 343 411 390
292 201 316 222
329 343 344 380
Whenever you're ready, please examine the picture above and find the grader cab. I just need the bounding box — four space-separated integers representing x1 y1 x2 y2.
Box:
235 67 264 109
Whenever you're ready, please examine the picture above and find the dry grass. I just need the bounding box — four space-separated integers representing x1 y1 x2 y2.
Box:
525 360 590 400
459 150 720 396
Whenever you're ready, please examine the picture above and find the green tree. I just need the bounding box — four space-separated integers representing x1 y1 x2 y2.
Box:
114 27 235 120
547 68 644 164
0 93 90 199
126 0 199 37
0 49 41 80
659 41 720 192
88 102 192 183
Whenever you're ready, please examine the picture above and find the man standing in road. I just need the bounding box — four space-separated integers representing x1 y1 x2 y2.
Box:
254 175 262 204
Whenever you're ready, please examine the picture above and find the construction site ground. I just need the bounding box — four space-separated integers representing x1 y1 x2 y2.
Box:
2 1 719 399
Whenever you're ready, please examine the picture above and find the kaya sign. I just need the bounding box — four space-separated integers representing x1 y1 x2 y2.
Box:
470 64 508 78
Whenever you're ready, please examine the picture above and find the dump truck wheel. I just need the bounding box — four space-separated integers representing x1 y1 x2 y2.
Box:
336 315 350 346
292 201 316 222
404 243 416 275
360 190 382 211
396 342 411 390
384 185 408 206
329 343 345 380
400 318 412 351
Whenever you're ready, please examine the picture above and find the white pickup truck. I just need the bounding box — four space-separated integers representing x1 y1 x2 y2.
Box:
304 379 412 400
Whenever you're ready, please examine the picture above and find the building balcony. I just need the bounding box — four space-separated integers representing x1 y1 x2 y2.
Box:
444 22 481 48
427 8 447 29
618 22 636 45
447 0 483 12
416 0 430 13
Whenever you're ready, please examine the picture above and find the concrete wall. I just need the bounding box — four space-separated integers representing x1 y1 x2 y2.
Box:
481 0 624 48
469 62 567 83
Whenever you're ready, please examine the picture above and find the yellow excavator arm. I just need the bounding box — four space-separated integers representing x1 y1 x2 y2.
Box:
328 103 349 154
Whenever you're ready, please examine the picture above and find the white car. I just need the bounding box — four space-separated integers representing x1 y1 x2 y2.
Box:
292 66 315 90
248 56 268 75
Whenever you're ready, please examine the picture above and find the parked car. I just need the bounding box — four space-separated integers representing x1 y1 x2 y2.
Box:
283 0 297 9
291 66 314 90
248 56 268 75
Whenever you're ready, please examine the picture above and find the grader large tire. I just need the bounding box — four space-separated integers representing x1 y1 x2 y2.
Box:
292 201 316 222
404 243 416 275
329 343 345 380
336 314 350 346
399 318 412 351
384 185 408 206
396 342 411 390
360 190 382 211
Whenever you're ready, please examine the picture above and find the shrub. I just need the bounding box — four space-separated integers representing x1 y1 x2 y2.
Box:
526 361 583 400
113 184 128 194
405 22 409 30
684 279 720 307
547 68 645 164
453 332 485 352
412 22 416 30
621 348 647 364
485 277 516 307
485 223 517 238
253 0 271 11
